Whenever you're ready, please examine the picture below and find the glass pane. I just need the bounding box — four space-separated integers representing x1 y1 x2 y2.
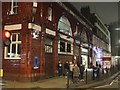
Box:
58 16 71 36
13 7 18 14
60 42 65 52
7 45 10 57
17 44 21 57
48 7 52 21
17 44 21 54
13 1 18 6
18 34 21 41
12 44 16 57
67 43 71 52
12 34 16 41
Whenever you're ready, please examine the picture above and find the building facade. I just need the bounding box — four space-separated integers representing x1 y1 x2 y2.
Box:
2 2 110 81
81 7 111 69
90 13 111 67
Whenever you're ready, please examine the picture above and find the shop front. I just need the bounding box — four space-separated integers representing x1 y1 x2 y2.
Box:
81 46 89 70
102 54 112 74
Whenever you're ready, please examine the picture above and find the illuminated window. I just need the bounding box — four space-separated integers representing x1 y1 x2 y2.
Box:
48 7 52 21
58 16 72 36
9 0 18 15
58 16 73 54
4 33 21 59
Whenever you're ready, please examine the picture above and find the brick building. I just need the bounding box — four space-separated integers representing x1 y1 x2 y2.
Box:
2 2 99 81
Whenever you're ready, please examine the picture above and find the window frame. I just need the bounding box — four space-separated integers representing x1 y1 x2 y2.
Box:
58 40 72 54
9 0 18 15
4 33 21 59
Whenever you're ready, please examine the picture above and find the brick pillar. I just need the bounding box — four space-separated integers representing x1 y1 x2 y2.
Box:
20 21 30 81
39 24 45 79
53 36 58 76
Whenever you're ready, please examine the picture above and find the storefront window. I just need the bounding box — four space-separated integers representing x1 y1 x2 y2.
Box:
4 33 21 59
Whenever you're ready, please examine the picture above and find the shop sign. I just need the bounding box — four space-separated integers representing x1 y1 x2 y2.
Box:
103 61 110 69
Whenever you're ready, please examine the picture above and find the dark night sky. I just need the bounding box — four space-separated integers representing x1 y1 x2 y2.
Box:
71 2 118 25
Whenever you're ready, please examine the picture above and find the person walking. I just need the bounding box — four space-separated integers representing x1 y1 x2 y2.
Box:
105 67 109 77
73 64 80 83
64 61 70 78
58 60 62 77
96 65 100 79
80 64 84 81
69 62 74 79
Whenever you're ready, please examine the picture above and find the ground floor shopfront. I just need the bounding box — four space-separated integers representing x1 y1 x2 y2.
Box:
2 16 92 81
2 23 93 81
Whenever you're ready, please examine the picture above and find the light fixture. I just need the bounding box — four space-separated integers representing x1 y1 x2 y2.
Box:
115 28 120 30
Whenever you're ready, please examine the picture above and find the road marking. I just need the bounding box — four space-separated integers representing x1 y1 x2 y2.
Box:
95 79 115 88
110 80 114 85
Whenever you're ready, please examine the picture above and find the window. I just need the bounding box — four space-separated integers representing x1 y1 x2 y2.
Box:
80 30 87 43
58 16 73 54
58 16 72 36
4 33 21 59
48 7 52 21
10 0 18 15
59 41 72 54
67 43 71 52
60 41 65 52
45 38 53 53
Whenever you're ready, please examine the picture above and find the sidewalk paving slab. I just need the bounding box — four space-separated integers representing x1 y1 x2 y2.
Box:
1 72 119 89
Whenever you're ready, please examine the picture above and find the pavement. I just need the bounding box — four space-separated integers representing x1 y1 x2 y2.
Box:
0 71 119 89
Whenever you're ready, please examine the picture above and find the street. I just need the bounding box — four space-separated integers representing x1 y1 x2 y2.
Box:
92 74 120 89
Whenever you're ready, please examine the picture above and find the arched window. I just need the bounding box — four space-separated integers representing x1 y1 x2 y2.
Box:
57 16 73 54
58 16 72 36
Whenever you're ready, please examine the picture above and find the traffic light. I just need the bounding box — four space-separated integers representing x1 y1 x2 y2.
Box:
3 31 11 47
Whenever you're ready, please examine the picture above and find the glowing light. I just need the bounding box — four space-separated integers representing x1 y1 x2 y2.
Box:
4 31 11 38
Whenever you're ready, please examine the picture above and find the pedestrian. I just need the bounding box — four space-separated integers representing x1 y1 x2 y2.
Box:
69 62 74 79
58 60 62 77
105 67 109 75
73 64 80 83
64 61 70 77
80 64 84 81
96 65 100 79
92 65 96 80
